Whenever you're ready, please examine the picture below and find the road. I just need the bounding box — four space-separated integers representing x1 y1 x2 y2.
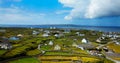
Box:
106 56 120 63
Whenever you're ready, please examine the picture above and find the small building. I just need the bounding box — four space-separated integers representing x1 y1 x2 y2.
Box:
32 30 39 35
79 34 85 36
96 39 101 43
89 50 102 56
54 34 59 38
114 41 120 45
42 33 49 37
0 39 12 49
48 41 54 46
54 45 61 50
9 37 19 40
44 43 48 46
50 27 56 29
81 38 88 43
44 30 50 34
17 34 23 37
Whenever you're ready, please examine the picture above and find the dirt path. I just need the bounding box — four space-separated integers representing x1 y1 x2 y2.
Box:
106 56 120 63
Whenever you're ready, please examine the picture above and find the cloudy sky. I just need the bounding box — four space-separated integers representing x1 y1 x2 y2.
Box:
0 0 120 26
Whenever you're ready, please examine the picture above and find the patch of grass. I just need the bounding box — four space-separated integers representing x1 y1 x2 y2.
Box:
70 47 88 54
113 58 120 61
9 57 40 63
107 43 120 53
27 49 41 56
81 57 100 63
0 50 6 55
45 51 72 55
40 45 52 51
103 59 115 63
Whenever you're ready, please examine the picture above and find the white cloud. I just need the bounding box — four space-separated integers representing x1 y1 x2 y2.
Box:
0 7 46 23
59 0 120 20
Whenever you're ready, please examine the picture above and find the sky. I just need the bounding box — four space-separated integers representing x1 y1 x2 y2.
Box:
0 0 120 26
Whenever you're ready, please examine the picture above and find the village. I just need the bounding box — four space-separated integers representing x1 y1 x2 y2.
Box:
0 27 120 63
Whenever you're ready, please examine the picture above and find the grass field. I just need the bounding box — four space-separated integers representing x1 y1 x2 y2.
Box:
107 43 120 53
39 55 101 63
0 50 6 55
8 57 40 63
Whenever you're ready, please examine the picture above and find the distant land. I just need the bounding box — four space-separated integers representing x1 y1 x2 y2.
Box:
0 24 120 28
1 24 120 32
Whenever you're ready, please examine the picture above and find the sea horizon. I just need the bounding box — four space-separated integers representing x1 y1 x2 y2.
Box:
1 24 120 32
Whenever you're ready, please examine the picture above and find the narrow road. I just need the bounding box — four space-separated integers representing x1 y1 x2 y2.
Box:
106 56 120 63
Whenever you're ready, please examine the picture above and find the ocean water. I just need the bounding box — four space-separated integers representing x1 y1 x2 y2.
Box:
0 25 120 32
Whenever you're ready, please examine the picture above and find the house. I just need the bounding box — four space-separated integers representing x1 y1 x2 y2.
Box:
79 34 85 36
32 30 39 35
54 34 59 38
114 41 120 45
81 38 88 43
96 39 101 43
76 32 80 36
0 39 12 49
54 45 61 50
89 50 102 56
17 34 23 37
48 41 54 46
50 27 56 29
103 47 108 52
44 30 50 34
42 33 49 37
44 43 48 46
76 32 85 36
116 42 120 45
9 37 19 40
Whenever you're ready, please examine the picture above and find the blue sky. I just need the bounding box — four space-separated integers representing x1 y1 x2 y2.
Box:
0 0 120 26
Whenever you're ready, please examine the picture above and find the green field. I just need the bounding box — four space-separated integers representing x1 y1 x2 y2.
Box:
8 57 40 63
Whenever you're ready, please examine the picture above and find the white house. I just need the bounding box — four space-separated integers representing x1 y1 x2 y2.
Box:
0 39 12 50
44 30 50 34
81 38 88 43
96 39 101 43
49 41 54 46
79 34 85 36
54 34 59 38
17 34 23 37
32 30 39 35
54 45 61 50
114 41 120 45
42 33 49 37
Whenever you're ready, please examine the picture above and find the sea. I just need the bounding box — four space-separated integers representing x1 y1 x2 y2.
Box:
0 25 120 32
